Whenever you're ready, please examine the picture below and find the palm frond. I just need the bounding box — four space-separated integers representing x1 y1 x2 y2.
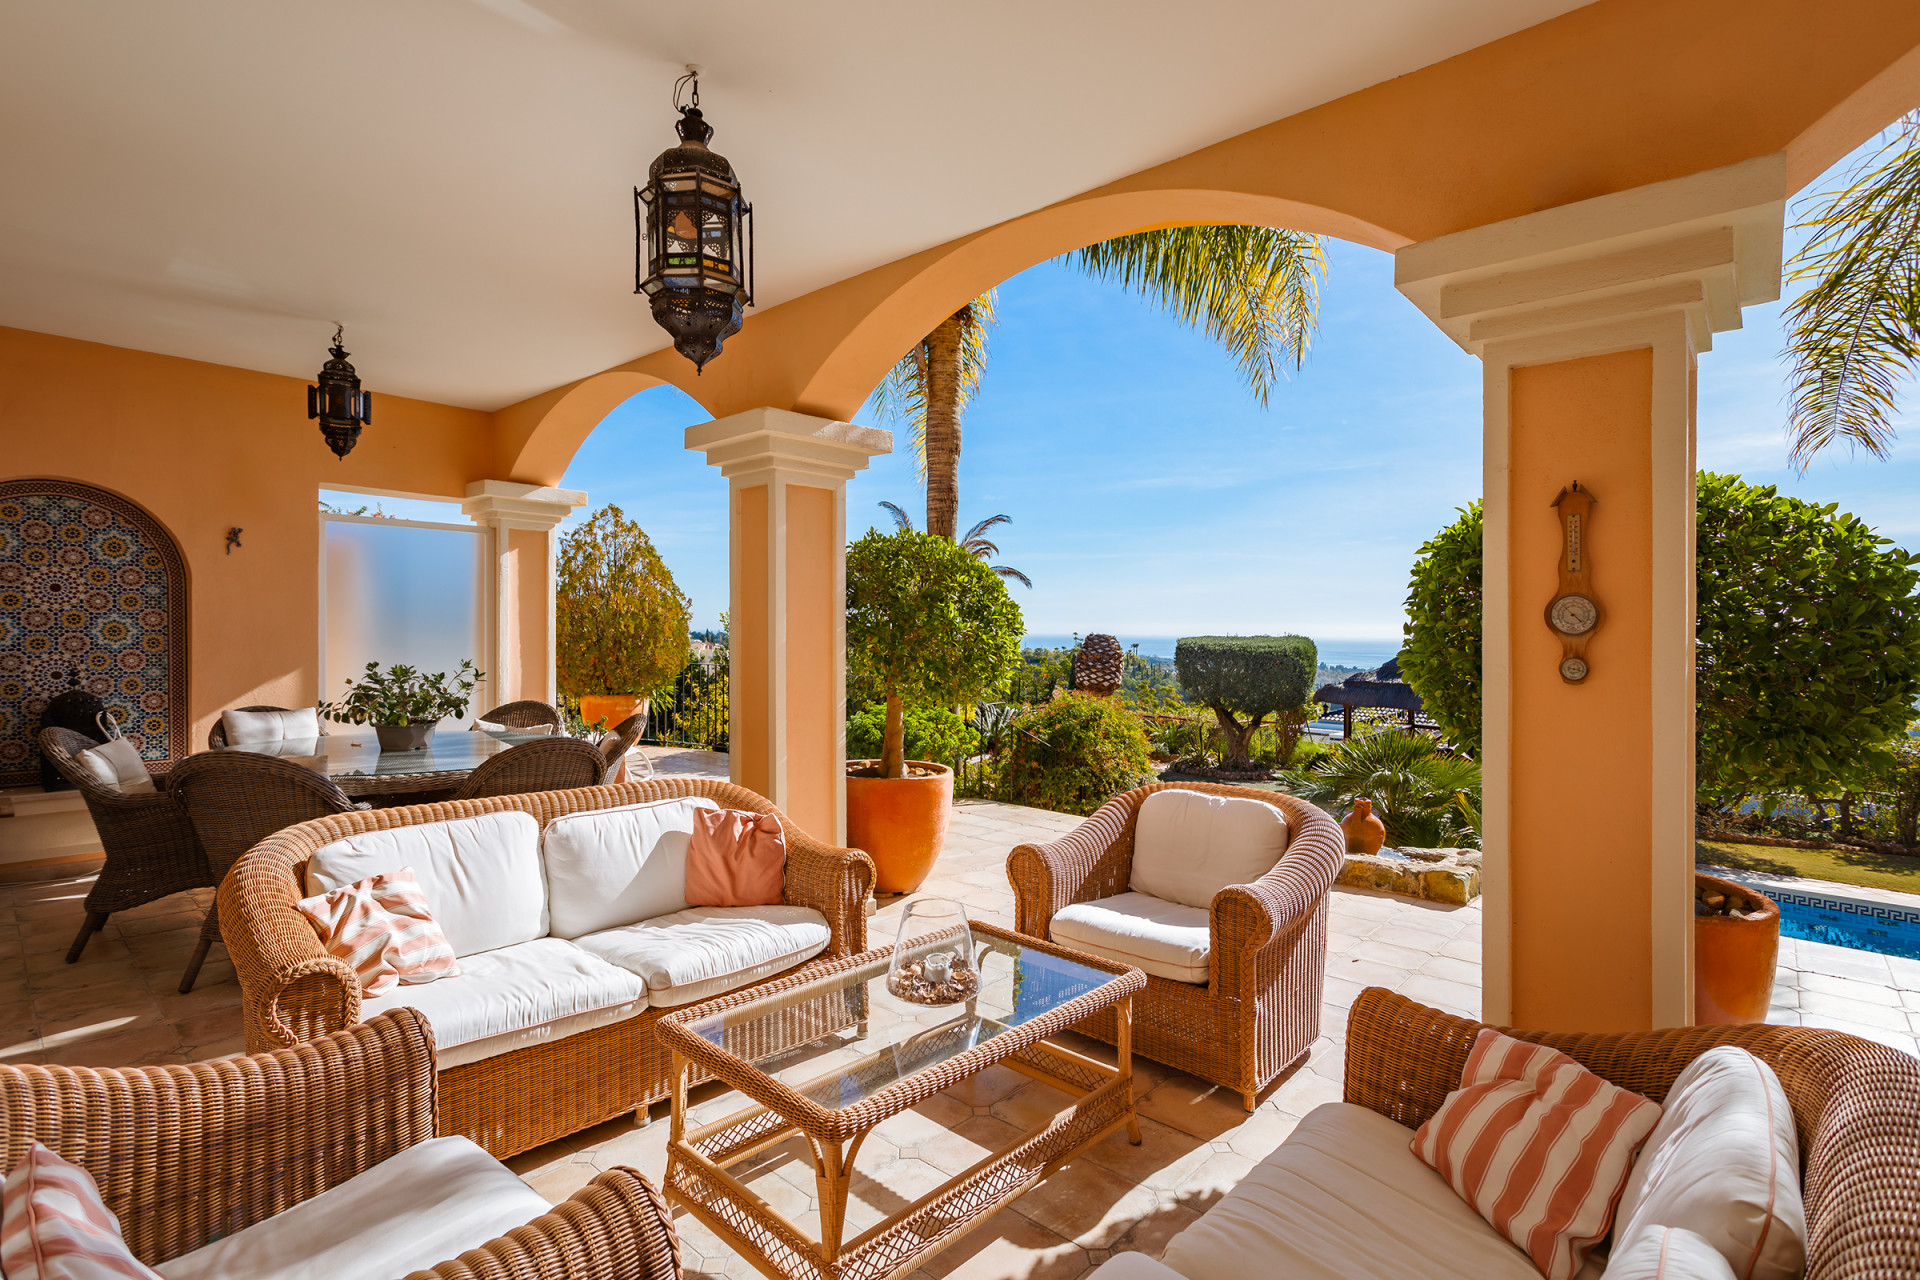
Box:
877 501 916 532
1784 113 1920 467
867 292 998 479
992 565 1033 589
962 514 1012 544
1069 225 1326 408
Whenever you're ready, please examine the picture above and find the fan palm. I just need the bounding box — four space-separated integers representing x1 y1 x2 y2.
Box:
1783 113 1920 466
877 502 1031 587
1281 729 1481 848
869 224 1327 536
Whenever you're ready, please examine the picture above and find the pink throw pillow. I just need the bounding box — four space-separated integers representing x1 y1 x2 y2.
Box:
296 867 460 997
685 808 787 907
0 1142 162 1280
1413 1028 1663 1280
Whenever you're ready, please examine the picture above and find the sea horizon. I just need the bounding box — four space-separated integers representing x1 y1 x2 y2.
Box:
1020 634 1401 670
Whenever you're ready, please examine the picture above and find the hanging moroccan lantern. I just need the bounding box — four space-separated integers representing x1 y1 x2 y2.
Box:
307 325 372 460
635 69 754 372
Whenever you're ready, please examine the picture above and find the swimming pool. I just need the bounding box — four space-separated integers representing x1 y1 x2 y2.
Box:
1738 880 1920 961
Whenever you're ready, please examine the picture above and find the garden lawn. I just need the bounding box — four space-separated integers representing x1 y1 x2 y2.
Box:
1697 838 1920 896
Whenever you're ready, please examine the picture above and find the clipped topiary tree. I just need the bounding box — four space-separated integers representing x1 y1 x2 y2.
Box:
555 505 690 709
845 529 1023 779
1399 501 1483 753
995 692 1154 816
1172 635 1318 767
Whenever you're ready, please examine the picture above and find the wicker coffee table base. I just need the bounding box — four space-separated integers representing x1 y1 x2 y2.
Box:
666 1006 1139 1280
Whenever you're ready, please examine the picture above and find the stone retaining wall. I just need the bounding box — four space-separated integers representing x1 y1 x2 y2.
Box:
1338 846 1481 905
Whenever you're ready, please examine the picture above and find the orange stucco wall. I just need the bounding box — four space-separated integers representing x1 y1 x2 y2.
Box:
1509 350 1656 1031
0 326 494 751
507 527 548 705
783 485 837 839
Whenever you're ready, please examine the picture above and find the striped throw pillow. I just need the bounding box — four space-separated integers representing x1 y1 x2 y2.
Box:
1412 1028 1663 1280
0 1142 162 1280
296 867 460 996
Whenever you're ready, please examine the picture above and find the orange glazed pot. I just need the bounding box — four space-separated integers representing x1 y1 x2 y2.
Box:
845 760 954 895
1694 871 1780 1025
578 694 647 733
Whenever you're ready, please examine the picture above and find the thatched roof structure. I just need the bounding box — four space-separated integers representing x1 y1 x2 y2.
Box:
1314 654 1425 714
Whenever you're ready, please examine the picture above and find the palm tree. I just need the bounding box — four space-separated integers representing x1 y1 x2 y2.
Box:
869 225 1327 536
1782 112 1920 466
877 502 1031 588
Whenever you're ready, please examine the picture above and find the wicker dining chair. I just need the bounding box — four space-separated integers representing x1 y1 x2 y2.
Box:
0 1007 683 1280
167 751 365 993
597 712 648 783
475 699 564 731
1007 781 1346 1110
36 727 213 965
450 735 608 800
205 704 299 749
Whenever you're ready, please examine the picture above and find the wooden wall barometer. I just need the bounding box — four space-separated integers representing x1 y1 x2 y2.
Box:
1546 483 1600 683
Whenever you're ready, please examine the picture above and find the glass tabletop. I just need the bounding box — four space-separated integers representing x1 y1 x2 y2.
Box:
669 927 1127 1117
211 728 551 778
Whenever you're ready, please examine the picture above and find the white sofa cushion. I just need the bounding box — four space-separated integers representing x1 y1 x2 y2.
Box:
576 905 831 1007
221 706 320 744
1159 1102 1541 1280
1604 1226 1740 1280
1614 1047 1807 1280
541 796 721 939
75 736 157 795
359 937 649 1070
1130 789 1289 910
1051 891 1210 983
154 1136 550 1280
306 811 546 958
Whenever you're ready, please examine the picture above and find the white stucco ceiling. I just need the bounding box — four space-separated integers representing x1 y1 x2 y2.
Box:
0 0 1589 411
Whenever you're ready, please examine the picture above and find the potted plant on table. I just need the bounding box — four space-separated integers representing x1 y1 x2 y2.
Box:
556 504 691 736
320 660 482 752
845 529 1022 893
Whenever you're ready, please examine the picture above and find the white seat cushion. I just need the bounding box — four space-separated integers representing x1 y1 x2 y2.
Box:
576 905 831 1007
306 811 546 958
359 938 648 1069
1604 1227 1740 1280
541 796 721 939
155 1135 550 1280
1051 891 1210 983
1160 1103 1541 1280
1130 788 1289 910
221 706 320 745
75 736 157 795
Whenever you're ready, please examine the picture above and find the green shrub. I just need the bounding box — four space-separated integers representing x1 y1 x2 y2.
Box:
996 693 1154 816
847 703 979 764
1173 635 1318 765
1400 502 1482 753
1281 730 1480 847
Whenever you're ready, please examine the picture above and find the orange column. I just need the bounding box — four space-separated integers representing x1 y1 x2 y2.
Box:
462 480 587 708
686 409 892 844
1398 157 1784 1030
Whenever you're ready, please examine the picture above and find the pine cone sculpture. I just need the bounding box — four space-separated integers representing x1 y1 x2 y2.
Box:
1074 633 1125 696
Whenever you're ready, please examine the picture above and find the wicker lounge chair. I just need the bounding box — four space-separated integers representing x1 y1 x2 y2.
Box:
36 726 213 964
205 704 300 748
475 699 564 732
221 778 875 1157
167 750 365 993
1007 781 1345 1110
450 735 608 799
0 1007 681 1280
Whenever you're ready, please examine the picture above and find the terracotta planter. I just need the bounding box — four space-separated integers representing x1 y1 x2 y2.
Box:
845 760 954 895
1342 798 1387 855
374 721 436 752
578 694 648 734
1694 871 1780 1025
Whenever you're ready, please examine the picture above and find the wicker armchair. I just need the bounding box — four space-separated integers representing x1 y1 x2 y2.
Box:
1007 781 1345 1110
476 700 564 732
597 712 647 783
451 736 608 800
205 704 299 748
168 750 365 993
37 727 213 964
1346 987 1920 1280
0 1007 681 1280
220 778 876 1157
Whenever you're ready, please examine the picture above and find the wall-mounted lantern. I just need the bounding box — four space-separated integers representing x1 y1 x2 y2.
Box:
635 68 754 372
308 325 372 460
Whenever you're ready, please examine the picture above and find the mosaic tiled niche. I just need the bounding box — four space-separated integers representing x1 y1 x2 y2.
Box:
0 480 189 788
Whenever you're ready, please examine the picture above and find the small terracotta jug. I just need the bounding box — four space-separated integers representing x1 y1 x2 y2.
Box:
1342 798 1386 855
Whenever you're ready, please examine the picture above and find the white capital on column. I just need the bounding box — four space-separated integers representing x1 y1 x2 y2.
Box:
462 480 588 709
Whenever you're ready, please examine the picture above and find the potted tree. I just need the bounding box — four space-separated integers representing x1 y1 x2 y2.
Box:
556 505 691 736
845 529 1022 893
320 660 482 752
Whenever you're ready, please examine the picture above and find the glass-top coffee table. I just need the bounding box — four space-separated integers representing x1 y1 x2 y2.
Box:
656 920 1146 1280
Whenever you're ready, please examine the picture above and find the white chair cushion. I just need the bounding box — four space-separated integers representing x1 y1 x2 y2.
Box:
154 1136 550 1280
1130 788 1289 910
1050 891 1210 983
221 707 320 745
1614 1047 1807 1280
359 937 649 1069
575 905 831 1007
306 811 546 958
541 796 721 939
1159 1102 1541 1280
1603 1226 1740 1280
75 737 156 795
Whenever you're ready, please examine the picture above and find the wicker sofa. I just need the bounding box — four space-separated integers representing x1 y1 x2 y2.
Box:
221 778 874 1157
1086 987 1920 1280
1007 782 1345 1110
0 1007 681 1279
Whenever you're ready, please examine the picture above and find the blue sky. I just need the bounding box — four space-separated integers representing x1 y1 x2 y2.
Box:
555 145 1916 647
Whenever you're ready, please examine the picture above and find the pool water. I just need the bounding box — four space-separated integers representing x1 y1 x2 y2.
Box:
1752 882 1920 961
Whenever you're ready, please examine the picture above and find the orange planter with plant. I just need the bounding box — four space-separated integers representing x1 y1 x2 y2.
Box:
556 505 690 743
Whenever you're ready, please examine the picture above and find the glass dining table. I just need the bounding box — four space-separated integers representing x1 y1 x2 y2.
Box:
210 729 552 799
